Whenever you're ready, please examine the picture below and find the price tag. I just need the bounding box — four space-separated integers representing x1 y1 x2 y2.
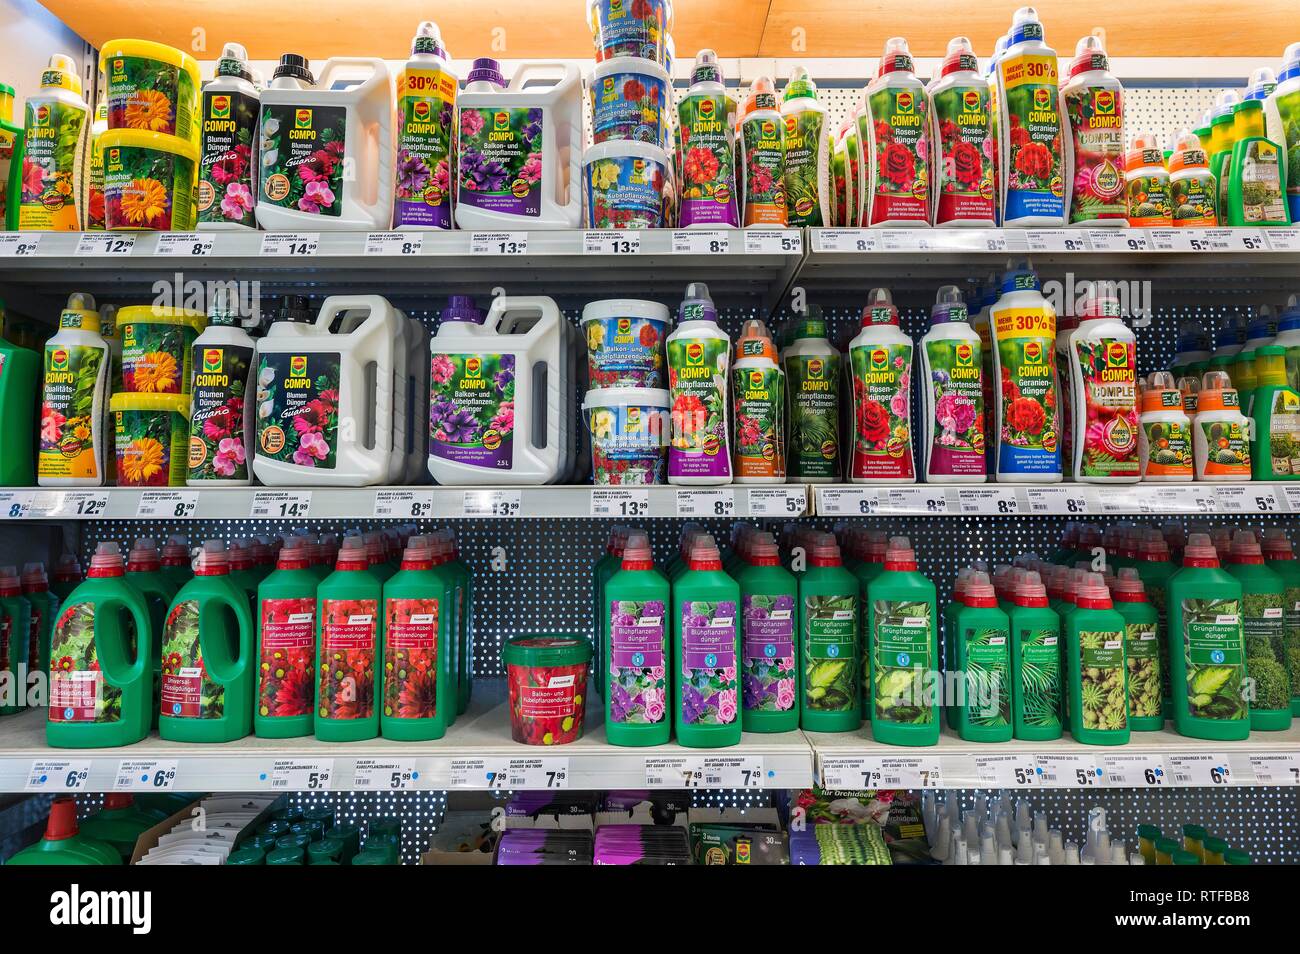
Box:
250 490 312 519
957 487 1019 515
1025 229 1091 252
462 489 522 517
1228 229 1268 252
1286 486 1300 513
1194 229 1236 252
155 232 213 256
1087 229 1149 252
266 759 334 790
1167 753 1234 786
1026 486 1089 515
498 758 569 789
817 487 878 516
27 760 92 792
1101 753 1168 788
746 487 807 517
1175 486 1220 514
1264 229 1299 252
878 487 948 514
877 229 931 252
114 759 178 791
590 488 649 518
136 490 199 519
0 490 34 519
583 230 640 255
1215 485 1277 513
352 758 421 790
1146 229 1186 251
260 232 319 256
44 491 111 518
0 232 41 256
1247 753 1300 785
744 229 801 255
448 759 501 789
470 231 528 255
826 755 942 789
1034 754 1103 787
364 231 423 256
1136 486 1192 514
76 233 135 256
672 229 729 254
646 755 763 788
965 229 1025 253
675 488 735 518
814 229 876 252
373 489 436 519
1098 488 1141 514
973 754 1038 788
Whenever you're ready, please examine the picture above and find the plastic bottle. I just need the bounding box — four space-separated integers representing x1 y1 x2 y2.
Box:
989 264 1062 481
1138 372 1193 480
1265 43 1300 222
591 526 627 699
0 307 38 484
672 535 741 748
847 288 916 482
927 37 996 227
1124 132 1173 227
1226 531 1291 731
1167 129 1219 226
798 534 860 732
315 537 382 741
18 54 88 231
666 283 732 484
867 537 939 746
1206 91 1240 218
734 532 798 733
738 75 787 227
1261 528 1300 716
81 100 106 232
1167 533 1248 740
1063 573 1129 745
198 43 259 230
677 49 739 228
226 538 262 613
783 307 841 483
393 22 457 230
1110 567 1161 731
0 567 30 715
780 67 831 227
78 794 166 861
1225 97 1291 226
46 543 152 748
437 529 474 717
0 82 25 230
1251 345 1300 479
861 37 932 227
1193 370 1252 481
994 8 1065 226
1171 317 1214 382
1060 35 1126 226
382 537 452 741
1068 293 1139 482
949 571 1012 741
4 798 120 865
1232 348 1259 416
188 286 256 484
158 541 255 742
124 539 176 725
970 279 999 458
159 536 191 591
50 555 82 607
723 321 784 484
256 54 395 229
1135 530 1177 719
20 563 56 698
39 293 110 486
1008 570 1063 740
255 537 318 738
920 285 986 481
602 531 671 745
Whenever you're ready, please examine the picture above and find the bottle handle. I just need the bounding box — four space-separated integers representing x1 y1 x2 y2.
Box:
316 294 388 331
198 590 255 683
92 596 150 687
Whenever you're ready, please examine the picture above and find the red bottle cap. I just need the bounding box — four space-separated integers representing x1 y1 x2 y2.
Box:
809 534 843 568
1111 567 1147 602
193 540 230 576
87 542 126 578
335 537 370 571
1138 529 1170 562
0 566 19 596
884 536 917 571
127 537 161 572
1075 572 1113 609
44 797 81 841
621 532 655 571
1182 532 1220 568
1262 528 1295 560
52 554 82 583
962 571 999 607
1014 571 1049 607
747 532 781 567
1229 530 1265 565
21 562 49 592
103 793 135 811
688 536 723 571
161 536 189 566
399 541 434 570
276 536 313 570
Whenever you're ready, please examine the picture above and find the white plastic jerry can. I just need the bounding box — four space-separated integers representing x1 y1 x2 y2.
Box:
252 295 399 486
427 295 567 485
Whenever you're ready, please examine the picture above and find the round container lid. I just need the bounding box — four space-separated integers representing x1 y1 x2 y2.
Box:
502 634 593 668
98 128 200 164
582 386 670 410
117 304 207 334
580 299 672 325
99 39 202 89
110 392 191 416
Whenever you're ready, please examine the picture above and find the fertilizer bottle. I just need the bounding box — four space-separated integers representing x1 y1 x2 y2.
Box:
927 36 996 227
860 37 932 227
21 563 58 694
919 285 986 482
1134 529 1177 719
1063 573 1129 745
255 536 318 738
949 570 1012 742
1261 528 1300 716
847 288 915 483
1008 570 1063 741
734 532 798 734
1193 370 1252 481
667 283 732 484
672 535 741 748
780 67 831 227
1225 531 1291 731
1138 371 1194 481
125 539 177 727
677 50 739 229
592 526 628 699
1265 43 1300 221
160 537 191 591
315 537 382 742
602 531 671 746
1060 34 1126 226
4 798 120 865
782 307 841 483
18 54 88 231
393 22 458 230
198 43 260 230
732 319 785 482
798 533 860 733
0 567 30 715
0 311 38 485
39 294 110 486
738 75 787 227
382 537 452 741
1251 345 1300 480
1111 568 1162 732
1225 97 1291 227
1067 293 1139 482
188 286 256 485
866 536 939 746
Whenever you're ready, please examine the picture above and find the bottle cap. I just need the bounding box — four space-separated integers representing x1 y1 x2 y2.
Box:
1069 33 1110 76
1262 528 1295 560
1075 572 1112 608
1167 129 1210 172
1111 567 1147 601
1182 532 1220 568
783 65 817 101
399 539 433 569
467 57 506 87
88 542 125 577
962 570 998 606
877 36 916 76
748 532 781 567
735 318 778 362
679 282 717 323
272 53 314 84
743 75 779 116
862 287 899 327
276 535 313 570
1230 530 1265 564
335 537 369 571
1015 570 1049 606
228 538 254 570
43 797 82 841
441 295 484 324
931 285 969 324
1000 261 1041 294
691 48 723 85
21 562 49 590
126 537 161 571
688 535 723 570
1075 289 1123 320
193 540 229 575
411 20 444 56
939 36 980 77
621 531 654 570
364 532 386 567
809 533 843 567
1140 370 1184 412
884 536 917 571
1196 369 1240 412
216 42 254 82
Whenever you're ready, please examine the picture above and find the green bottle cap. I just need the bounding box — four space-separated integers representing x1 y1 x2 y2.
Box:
276 831 312 851
226 846 265 865
265 846 304 866
1203 837 1229 854
1224 849 1252 865
307 837 343 863
351 848 392 866
1172 850 1201 865
303 806 335 831
258 819 289 838
1182 824 1207 840
1137 824 1161 840
291 819 324 842
1155 837 1180 855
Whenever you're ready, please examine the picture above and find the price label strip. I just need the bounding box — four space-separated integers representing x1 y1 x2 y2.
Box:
27 759 92 792
646 756 764 788
877 487 948 514
744 229 802 255
957 487 1019 515
136 490 199 519
1215 485 1277 513
32 491 112 518
76 233 136 256
1025 229 1091 253
114 759 179 791
590 488 650 518
1101 753 1168 788
1264 229 1299 252
0 490 34 519
747 487 807 517
0 232 41 256
265 759 334 790
973 754 1038 788
1026 486 1089 515
154 232 214 257
491 758 570 789
675 488 736 518
1034 754 1103 787
470 231 528 255
373 489 437 519
1166 752 1234 787
583 230 640 255
821 755 941 789
671 229 729 254
352 758 421 790
261 232 320 256
817 487 878 516
1098 488 1142 514
814 229 877 253
364 232 423 256
250 490 312 519
1246 753 1300 785
1088 229 1149 252
462 489 522 517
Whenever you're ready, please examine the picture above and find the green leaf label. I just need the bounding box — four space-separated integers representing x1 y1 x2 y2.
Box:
1018 627 1061 730
785 351 840 478
49 602 121 724
1182 598 1246 722
872 599 933 724
805 593 856 713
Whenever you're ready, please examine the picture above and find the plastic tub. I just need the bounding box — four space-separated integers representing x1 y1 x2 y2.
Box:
584 140 669 229
99 39 201 141
110 393 190 486
588 0 673 64
503 635 592 745
583 387 670 485
580 299 671 388
589 57 671 148
117 305 206 394
100 130 199 231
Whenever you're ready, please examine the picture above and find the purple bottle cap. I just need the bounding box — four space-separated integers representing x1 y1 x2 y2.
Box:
467 58 506 87
441 295 484 324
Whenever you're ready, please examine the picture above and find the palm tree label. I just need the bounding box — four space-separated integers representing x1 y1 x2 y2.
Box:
1018 628 1061 730
785 352 840 478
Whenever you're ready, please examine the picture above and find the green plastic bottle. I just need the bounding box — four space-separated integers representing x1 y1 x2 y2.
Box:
1250 346 1300 480
1064 573 1129 745
735 532 799 734
591 526 628 699
126 538 178 729
1049 523 1080 565
382 536 452 741
1261 529 1300 716
255 537 318 738
0 83 26 231
798 533 859 732
950 571 1012 742
943 567 975 731
78 793 166 861
1226 530 1291 731
1111 568 1162 731
603 531 672 746
251 537 277 584
668 524 705 581
0 566 28 715
46 543 152 748
440 530 474 717
0 326 38 485
160 536 193 591
3 798 120 866
316 537 383 742
1008 570 1063 741
673 535 742 748
50 554 82 605
424 536 459 728
1225 98 1291 227
308 535 334 581
226 539 262 614
866 536 939 746
159 540 255 743
1167 533 1249 741
847 529 887 705
21 563 58 701
1135 529 1177 719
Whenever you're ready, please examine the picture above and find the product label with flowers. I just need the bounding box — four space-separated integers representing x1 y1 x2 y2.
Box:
103 144 195 231
1074 337 1139 478
740 110 786 226
993 304 1060 475
741 593 795 712
1141 413 1193 479
585 314 666 388
588 402 666 485
105 55 195 140
1126 163 1172 225
384 597 439 721
160 600 224 719
393 68 456 229
0 128 16 223
1063 83 1125 223
732 363 785 480
677 92 739 227
866 86 931 225
429 351 515 469
115 407 186 487
188 343 252 481
39 343 103 481
457 106 543 217
319 598 378 721
998 54 1065 221
925 337 985 477
680 600 738 725
872 601 934 724
1199 417 1251 478
590 0 668 61
849 342 915 480
121 322 192 394
667 336 730 479
197 89 257 227
785 352 841 479
258 597 315 720
783 109 826 227
18 100 84 230
259 104 346 217
49 603 119 723
255 352 340 469
592 69 668 147
85 130 106 230
932 82 995 224
608 599 667 724
586 153 667 229
507 654 587 745
804 594 858 713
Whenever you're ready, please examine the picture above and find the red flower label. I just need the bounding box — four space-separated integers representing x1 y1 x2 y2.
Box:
319 599 377 721
384 597 439 721
258 597 315 719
